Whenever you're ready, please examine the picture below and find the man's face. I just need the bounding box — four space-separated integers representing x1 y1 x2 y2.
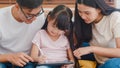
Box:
18 5 44 24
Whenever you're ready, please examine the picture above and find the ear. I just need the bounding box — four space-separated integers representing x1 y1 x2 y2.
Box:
15 3 20 11
97 9 101 13
47 15 51 22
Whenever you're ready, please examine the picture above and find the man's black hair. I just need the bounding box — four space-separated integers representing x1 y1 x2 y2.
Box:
16 0 43 9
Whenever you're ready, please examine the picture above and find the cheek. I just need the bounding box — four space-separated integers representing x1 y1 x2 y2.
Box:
18 12 26 21
89 13 98 21
18 11 24 18
47 25 52 32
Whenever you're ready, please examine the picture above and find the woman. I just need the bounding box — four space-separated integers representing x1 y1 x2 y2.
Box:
73 0 120 68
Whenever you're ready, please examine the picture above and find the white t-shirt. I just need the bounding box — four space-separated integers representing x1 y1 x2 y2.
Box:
32 30 70 62
90 11 120 64
0 5 45 55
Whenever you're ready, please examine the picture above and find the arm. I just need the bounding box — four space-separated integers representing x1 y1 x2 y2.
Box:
73 38 120 58
30 44 40 62
0 52 33 67
67 48 75 62
30 43 46 63
92 38 120 57
61 48 75 68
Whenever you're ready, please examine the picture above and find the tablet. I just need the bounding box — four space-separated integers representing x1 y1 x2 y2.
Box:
37 60 73 66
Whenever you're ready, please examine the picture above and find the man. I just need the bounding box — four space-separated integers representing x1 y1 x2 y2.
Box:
0 0 45 68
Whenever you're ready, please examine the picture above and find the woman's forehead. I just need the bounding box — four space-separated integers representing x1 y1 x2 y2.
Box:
77 4 96 11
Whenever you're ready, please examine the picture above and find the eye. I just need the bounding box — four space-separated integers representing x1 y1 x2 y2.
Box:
85 12 91 15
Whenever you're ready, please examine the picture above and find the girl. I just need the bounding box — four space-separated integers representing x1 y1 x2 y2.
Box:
73 0 120 68
31 5 74 68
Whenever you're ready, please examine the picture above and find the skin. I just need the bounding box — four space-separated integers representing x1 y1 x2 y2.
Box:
73 4 120 59
31 16 74 68
0 53 33 67
12 3 42 24
77 4 102 24
47 16 65 40
0 3 43 67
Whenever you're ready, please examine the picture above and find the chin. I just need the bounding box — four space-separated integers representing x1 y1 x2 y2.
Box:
85 21 91 24
51 34 58 37
24 21 33 24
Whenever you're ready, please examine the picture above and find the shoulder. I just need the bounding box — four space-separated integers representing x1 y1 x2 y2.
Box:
36 13 46 21
0 5 13 14
0 6 13 21
109 11 120 18
105 11 120 25
36 29 46 35
108 11 120 31
61 34 69 42
33 13 46 28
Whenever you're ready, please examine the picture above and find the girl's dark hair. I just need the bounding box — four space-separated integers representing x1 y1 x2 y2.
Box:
16 0 43 9
42 5 73 37
42 5 79 68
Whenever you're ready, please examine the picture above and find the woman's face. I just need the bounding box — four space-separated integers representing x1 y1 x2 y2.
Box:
77 4 101 24
47 17 64 37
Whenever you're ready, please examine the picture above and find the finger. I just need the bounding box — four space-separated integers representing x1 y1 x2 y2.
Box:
18 59 27 66
74 53 81 59
19 55 30 63
74 50 81 56
14 60 24 67
24 54 34 62
73 52 79 57
61 65 65 68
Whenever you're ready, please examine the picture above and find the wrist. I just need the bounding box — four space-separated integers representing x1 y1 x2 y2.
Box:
70 60 75 65
90 46 94 53
32 57 39 62
4 53 13 62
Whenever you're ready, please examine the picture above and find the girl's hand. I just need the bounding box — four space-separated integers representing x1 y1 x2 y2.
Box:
61 64 74 68
61 60 74 68
38 55 47 64
73 46 93 59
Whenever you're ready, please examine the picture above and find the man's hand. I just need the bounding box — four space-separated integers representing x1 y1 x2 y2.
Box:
7 53 34 67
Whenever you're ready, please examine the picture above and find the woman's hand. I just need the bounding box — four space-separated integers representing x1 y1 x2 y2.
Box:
38 55 47 64
73 46 93 59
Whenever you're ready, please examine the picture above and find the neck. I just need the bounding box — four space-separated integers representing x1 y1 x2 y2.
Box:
12 6 23 22
94 13 103 24
46 30 60 41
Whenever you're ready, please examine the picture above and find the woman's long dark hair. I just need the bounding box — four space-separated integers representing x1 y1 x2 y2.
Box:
72 0 119 67
74 0 118 47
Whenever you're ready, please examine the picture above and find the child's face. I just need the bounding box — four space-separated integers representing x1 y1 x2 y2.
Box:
47 18 65 37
